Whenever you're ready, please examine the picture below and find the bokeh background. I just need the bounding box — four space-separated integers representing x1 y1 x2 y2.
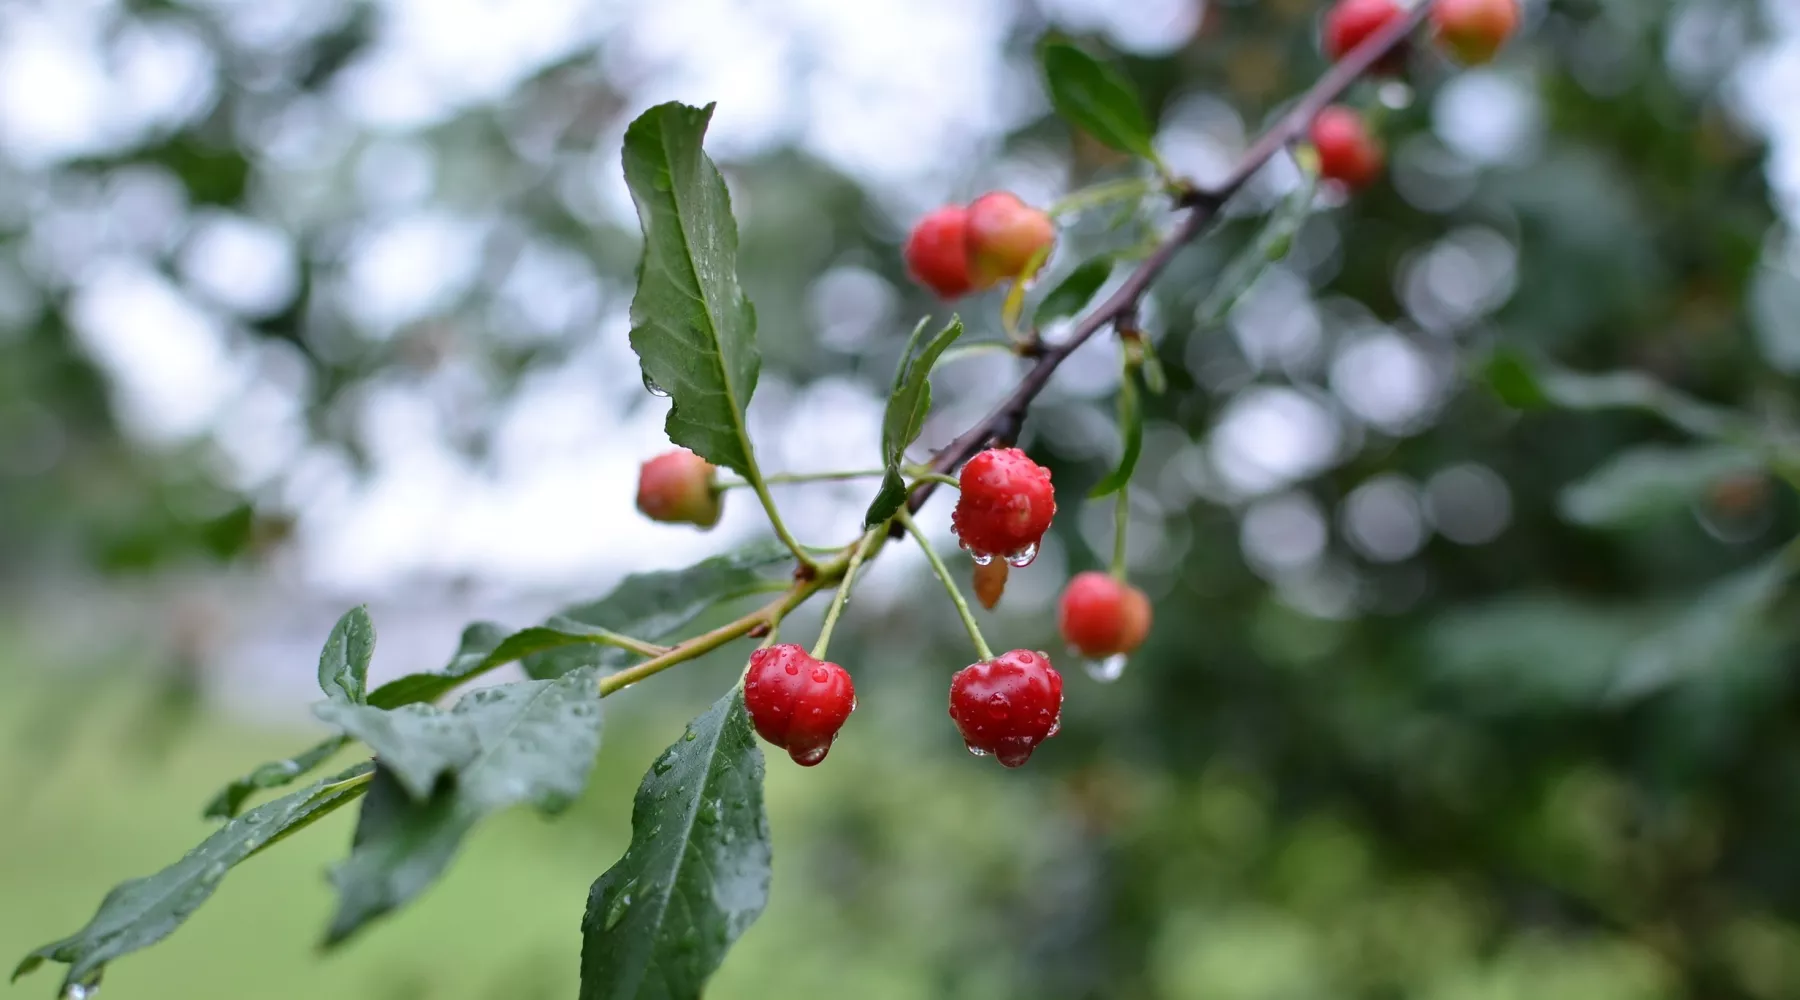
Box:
7 0 1800 997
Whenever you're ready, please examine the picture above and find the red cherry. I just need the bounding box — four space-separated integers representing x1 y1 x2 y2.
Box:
949 649 1064 767
1322 0 1410 72
1057 571 1154 659
1310 106 1385 191
1430 0 1519 65
965 192 1055 290
743 644 856 767
904 205 975 299
636 448 722 528
951 448 1057 564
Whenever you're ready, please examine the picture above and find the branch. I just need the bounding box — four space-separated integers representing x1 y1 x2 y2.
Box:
900 2 1429 523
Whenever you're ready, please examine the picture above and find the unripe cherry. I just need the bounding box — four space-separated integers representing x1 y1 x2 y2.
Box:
1057 571 1153 659
1310 106 1385 191
948 649 1063 768
904 205 975 299
1430 0 1519 65
965 192 1056 290
636 448 722 528
951 447 1057 566
743 643 856 767
1322 0 1410 72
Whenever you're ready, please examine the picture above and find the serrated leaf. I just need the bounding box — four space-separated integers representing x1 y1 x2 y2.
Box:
580 689 769 1000
1090 376 1143 498
318 605 375 704
1196 170 1316 328
1040 42 1156 159
523 541 793 680
864 317 965 527
1034 257 1113 327
622 102 760 476
1559 445 1763 530
1608 555 1795 703
16 764 372 990
367 621 509 710
320 669 605 945
202 735 350 819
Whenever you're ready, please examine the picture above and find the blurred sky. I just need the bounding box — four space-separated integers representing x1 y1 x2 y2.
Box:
2 0 1795 605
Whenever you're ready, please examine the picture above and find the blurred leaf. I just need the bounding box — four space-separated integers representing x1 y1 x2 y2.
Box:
1750 259 1800 373
1039 42 1156 159
580 689 769 1000
865 317 964 528
1608 555 1795 703
1090 376 1142 498
320 668 604 945
1424 596 1643 707
1478 348 1551 410
202 735 351 819
367 622 509 710
1559 444 1762 530
1034 257 1114 327
318 605 375 704
1479 349 1739 440
523 542 793 680
16 764 372 991
621 102 761 476
1196 170 1316 328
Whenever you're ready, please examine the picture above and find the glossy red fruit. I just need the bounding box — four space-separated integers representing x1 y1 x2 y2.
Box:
949 649 1064 767
1310 106 1385 191
1058 571 1154 659
1323 0 1409 72
1430 0 1519 65
904 205 975 299
636 448 722 528
965 192 1056 289
743 644 856 766
951 447 1057 565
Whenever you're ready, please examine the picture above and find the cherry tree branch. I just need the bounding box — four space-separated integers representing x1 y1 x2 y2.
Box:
901 2 1429 520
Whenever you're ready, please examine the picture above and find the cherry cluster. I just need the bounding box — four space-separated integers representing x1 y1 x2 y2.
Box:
1312 0 1521 191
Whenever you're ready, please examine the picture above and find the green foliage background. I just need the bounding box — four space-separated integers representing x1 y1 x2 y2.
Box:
7 0 1800 997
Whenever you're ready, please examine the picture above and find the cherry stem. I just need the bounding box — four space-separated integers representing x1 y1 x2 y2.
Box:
811 528 882 660
1049 177 1155 218
719 468 890 490
899 1 1429 523
896 509 995 663
1111 482 1130 581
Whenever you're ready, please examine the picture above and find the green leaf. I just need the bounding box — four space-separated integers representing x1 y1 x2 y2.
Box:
580 689 770 1000
1608 555 1795 703
1478 349 1738 440
1559 445 1763 530
864 317 965 528
1034 257 1114 327
1039 41 1156 159
318 605 375 704
622 102 761 476
1090 376 1143 498
16 764 372 990
523 541 793 680
202 735 350 819
320 668 605 945
1478 348 1550 410
367 622 509 710
1196 169 1316 328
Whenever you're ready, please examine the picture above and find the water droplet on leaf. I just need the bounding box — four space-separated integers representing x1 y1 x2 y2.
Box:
684 728 698 741
641 372 671 397
698 798 722 825
603 884 635 930
652 752 678 776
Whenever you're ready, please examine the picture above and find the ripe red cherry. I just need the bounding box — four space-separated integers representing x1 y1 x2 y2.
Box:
636 448 722 528
949 649 1064 767
904 205 975 299
1431 0 1519 65
1310 106 1385 191
743 644 856 766
951 447 1057 565
965 192 1056 290
1323 0 1409 72
1057 571 1153 659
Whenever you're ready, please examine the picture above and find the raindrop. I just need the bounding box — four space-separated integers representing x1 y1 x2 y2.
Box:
810 667 829 683
697 799 721 826
1378 81 1414 109
604 888 633 930
784 662 799 676
641 372 671 397
849 697 859 712
986 693 1010 720
792 745 829 766
997 747 1034 768
1085 654 1128 683
970 551 995 566
1046 719 1062 738
810 707 822 717
965 743 991 757
1016 652 1036 665
63 985 98 1000
684 728 698 741
652 752 678 776
1005 543 1040 568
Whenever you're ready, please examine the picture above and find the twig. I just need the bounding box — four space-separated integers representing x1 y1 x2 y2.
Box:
899 1 1429 524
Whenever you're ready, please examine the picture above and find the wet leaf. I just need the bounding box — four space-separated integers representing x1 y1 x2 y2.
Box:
1034 257 1113 328
201 735 350 819
864 317 965 528
318 605 374 704
1090 376 1142 498
1039 42 1155 159
1196 169 1316 328
1559 444 1762 530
